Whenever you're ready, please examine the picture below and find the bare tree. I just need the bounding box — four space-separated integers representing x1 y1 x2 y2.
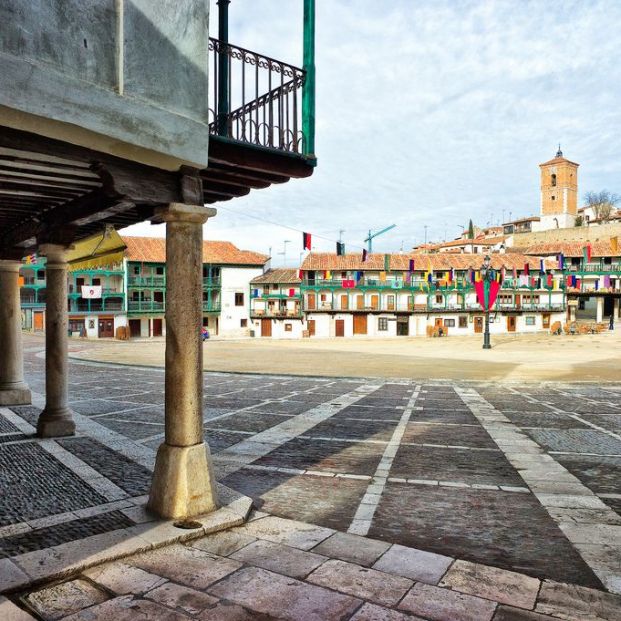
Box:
584 190 620 221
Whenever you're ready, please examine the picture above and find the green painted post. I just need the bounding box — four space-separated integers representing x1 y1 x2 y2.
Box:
302 0 316 158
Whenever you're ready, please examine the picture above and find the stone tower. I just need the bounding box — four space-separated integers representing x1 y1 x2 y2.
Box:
539 147 579 229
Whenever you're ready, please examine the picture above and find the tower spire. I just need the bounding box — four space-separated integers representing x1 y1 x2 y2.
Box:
556 143 563 158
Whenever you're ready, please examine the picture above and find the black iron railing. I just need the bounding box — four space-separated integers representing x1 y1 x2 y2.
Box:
209 38 306 154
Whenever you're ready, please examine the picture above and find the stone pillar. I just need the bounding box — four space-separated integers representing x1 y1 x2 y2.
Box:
147 203 218 519
37 244 75 437
0 260 31 405
614 298 620 320
596 296 604 324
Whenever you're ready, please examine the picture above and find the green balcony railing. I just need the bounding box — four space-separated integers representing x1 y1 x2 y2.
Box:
202 301 221 312
128 276 166 287
128 300 165 313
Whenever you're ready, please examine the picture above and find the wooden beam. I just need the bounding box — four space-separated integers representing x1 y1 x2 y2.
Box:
200 169 270 190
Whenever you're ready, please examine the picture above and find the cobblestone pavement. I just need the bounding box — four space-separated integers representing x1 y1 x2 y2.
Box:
5 513 621 621
1 340 620 612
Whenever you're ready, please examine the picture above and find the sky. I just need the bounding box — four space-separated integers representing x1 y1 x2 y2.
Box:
121 0 621 265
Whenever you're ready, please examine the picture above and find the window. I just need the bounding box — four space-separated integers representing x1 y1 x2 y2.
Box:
525 316 536 326
92 278 101 286
444 318 455 327
378 318 388 331
240 319 247 328
284 323 292 332
156 266 164 275
235 292 244 306
435 294 443 304
459 316 468 328
551 195 555 201
133 265 140 274
551 173 557 187
320 294 327 302
37 270 45 280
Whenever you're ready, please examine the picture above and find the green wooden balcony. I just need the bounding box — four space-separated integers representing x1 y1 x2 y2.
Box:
128 300 165 313
128 275 166 288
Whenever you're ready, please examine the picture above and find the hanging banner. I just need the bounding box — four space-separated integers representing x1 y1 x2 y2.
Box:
81 286 102 299
474 280 500 311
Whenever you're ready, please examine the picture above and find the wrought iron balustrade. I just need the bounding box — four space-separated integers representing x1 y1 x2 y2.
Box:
209 38 306 154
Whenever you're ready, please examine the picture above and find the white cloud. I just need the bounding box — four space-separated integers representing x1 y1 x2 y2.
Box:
124 0 621 258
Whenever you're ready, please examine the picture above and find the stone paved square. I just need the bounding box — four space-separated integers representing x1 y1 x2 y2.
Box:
5 339 621 600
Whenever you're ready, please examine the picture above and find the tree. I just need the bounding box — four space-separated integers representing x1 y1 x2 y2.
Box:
467 219 474 239
575 215 583 227
583 190 620 221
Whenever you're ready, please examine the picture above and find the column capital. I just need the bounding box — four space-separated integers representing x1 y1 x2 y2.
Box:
153 203 217 225
0 259 22 273
38 243 72 265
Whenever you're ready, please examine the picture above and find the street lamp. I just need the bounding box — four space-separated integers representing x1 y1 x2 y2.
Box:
480 254 493 349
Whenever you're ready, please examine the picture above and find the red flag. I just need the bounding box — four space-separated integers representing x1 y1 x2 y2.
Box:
586 244 592 263
303 232 312 250
547 274 553 288
362 249 368 262
523 263 529 276
289 288 295 297
298 269 304 279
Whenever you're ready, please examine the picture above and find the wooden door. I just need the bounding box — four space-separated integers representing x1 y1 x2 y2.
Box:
335 319 345 337
307 320 316 336
370 294 379 310
507 316 516 332
152 318 163 337
353 314 367 335
434 317 443 328
542 313 550 329
98 318 114 338
129 319 141 337
356 295 364 310
397 318 409 336
340 295 348 310
515 294 521 309
261 318 272 337
474 316 483 333
307 293 316 310
33 311 44 331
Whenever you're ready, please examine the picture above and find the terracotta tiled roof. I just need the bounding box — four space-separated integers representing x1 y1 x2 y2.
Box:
539 156 579 167
301 253 552 272
433 235 506 249
251 268 301 284
524 240 620 258
121 236 268 265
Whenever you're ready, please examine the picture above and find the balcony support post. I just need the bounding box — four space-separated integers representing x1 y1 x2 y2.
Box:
217 0 230 137
0 259 32 405
302 0 316 158
37 243 75 437
147 203 218 519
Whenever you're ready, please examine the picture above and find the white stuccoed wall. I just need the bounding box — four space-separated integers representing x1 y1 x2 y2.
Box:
220 266 264 337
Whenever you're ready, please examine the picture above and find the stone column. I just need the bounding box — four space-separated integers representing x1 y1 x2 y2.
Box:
614 298 620 320
596 296 604 324
0 260 31 405
37 244 75 437
147 203 218 519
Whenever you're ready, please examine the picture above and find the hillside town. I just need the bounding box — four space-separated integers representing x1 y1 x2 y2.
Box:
19 150 621 340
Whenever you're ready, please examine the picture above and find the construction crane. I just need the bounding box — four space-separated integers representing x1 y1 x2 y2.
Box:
365 225 396 252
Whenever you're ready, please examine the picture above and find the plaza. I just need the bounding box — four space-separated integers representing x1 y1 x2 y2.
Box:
1 335 620 619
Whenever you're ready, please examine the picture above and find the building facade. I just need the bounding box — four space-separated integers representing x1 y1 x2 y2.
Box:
19 237 268 338
249 269 304 338
525 241 621 325
300 253 566 338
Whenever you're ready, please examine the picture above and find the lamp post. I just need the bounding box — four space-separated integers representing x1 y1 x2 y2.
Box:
481 254 493 349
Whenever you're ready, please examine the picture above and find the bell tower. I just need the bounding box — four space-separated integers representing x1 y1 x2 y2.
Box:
539 146 579 229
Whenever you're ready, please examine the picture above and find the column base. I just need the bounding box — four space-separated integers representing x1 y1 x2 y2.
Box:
37 408 76 437
0 385 31 406
147 442 218 519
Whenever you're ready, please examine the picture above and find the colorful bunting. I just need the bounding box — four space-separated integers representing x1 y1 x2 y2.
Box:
409 259 415 272
558 253 565 270
362 249 368 262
